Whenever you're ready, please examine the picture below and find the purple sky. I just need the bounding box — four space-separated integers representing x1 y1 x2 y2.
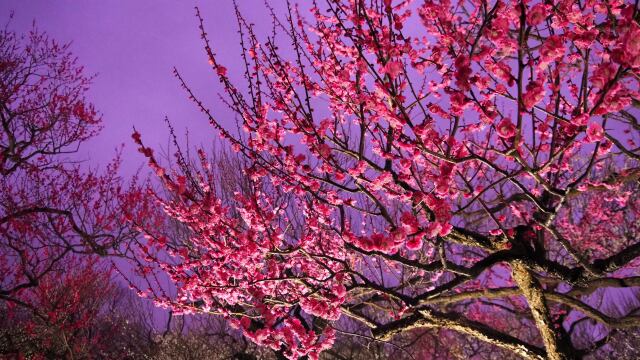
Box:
1 0 285 172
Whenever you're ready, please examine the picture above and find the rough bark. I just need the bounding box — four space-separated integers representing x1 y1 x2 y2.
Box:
511 261 575 360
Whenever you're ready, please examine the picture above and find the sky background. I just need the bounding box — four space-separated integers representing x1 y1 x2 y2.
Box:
0 0 286 173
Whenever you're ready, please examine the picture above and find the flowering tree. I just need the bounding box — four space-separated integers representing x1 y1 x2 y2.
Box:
0 21 144 324
133 0 640 359
0 256 119 359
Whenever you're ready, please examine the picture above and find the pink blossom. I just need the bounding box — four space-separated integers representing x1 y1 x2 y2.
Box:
400 212 419 233
522 80 545 110
585 122 604 142
454 55 472 91
572 27 598 49
612 22 640 68
406 236 423 250
383 60 404 79
540 35 564 66
591 62 617 89
527 4 549 26
216 65 228 76
572 113 589 126
496 118 516 138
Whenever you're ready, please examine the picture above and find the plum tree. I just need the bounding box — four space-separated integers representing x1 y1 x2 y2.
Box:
0 20 146 351
132 1 640 359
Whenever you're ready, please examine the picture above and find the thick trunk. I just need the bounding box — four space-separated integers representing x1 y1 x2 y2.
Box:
511 261 575 360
